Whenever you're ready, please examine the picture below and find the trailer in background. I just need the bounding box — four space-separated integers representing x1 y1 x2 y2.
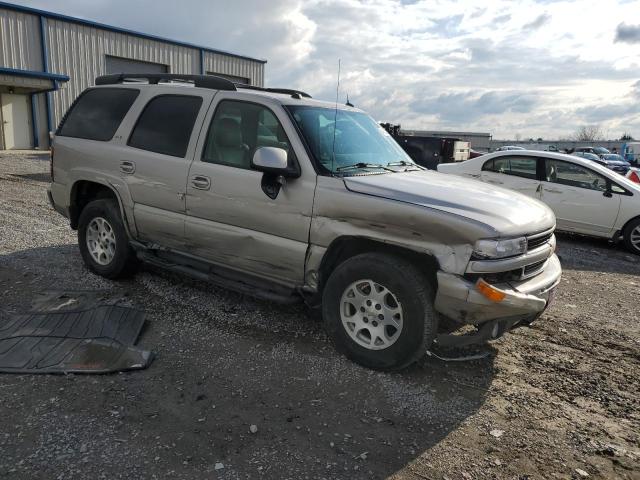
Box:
381 124 473 169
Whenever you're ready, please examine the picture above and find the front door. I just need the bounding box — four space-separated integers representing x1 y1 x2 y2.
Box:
1 93 32 149
541 158 621 234
184 95 315 286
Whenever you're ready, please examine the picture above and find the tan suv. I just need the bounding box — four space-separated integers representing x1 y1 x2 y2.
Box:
48 73 561 370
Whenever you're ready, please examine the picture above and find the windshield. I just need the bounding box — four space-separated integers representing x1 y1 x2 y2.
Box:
593 146 610 154
285 106 415 174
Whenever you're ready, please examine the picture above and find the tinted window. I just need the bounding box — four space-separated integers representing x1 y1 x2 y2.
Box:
128 95 203 157
202 100 294 169
545 159 607 191
57 88 139 141
482 156 537 179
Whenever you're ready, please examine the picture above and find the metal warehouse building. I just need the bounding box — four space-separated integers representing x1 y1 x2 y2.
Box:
0 1 266 150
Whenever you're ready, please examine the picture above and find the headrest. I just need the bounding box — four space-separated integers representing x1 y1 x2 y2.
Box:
215 117 242 148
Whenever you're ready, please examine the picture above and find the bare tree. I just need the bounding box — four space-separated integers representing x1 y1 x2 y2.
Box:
573 125 604 142
515 133 522 142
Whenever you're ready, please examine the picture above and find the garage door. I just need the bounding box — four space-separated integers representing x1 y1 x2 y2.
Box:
105 55 168 75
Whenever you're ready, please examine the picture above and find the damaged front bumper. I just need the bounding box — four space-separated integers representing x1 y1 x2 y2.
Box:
434 254 561 346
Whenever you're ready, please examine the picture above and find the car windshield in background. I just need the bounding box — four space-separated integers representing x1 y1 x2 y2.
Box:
593 146 610 155
602 154 628 162
573 152 601 161
286 106 415 175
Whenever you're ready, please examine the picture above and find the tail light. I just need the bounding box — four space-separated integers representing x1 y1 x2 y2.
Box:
628 170 640 184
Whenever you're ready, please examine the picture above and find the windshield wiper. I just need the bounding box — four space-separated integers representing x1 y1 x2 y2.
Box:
335 162 394 172
386 160 423 170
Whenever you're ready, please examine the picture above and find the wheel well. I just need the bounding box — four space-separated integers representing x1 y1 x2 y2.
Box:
69 181 118 229
317 237 439 293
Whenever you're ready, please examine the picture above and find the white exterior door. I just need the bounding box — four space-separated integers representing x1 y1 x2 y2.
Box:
541 158 621 235
1 93 32 150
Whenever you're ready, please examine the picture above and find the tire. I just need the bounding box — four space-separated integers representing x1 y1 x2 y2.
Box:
322 253 436 371
623 217 640 255
77 199 137 279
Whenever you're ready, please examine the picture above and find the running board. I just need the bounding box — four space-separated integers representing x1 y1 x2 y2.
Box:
135 247 301 304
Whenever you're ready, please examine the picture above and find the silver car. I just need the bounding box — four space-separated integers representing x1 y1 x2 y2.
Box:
48 73 561 370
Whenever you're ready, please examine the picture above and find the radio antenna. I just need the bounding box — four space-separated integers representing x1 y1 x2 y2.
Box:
331 59 341 175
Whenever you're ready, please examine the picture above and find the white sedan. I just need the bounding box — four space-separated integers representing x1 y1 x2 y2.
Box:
437 150 640 254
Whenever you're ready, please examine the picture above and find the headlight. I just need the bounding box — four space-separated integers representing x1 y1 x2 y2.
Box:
473 237 527 259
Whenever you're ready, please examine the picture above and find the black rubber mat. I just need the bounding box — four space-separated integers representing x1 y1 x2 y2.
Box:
0 296 153 374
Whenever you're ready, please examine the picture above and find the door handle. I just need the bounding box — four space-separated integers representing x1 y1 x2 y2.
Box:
191 175 211 190
120 161 135 174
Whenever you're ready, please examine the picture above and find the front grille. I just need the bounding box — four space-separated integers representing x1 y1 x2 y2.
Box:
523 259 546 276
527 231 553 251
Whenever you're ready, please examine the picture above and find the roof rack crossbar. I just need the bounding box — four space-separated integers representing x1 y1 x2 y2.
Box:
235 84 312 99
95 73 237 91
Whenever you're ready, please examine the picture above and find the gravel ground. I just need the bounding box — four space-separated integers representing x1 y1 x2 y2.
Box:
0 152 638 480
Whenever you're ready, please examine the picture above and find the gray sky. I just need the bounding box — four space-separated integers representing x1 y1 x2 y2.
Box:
14 0 640 139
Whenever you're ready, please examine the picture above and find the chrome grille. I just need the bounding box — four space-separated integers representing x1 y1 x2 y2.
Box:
527 231 553 251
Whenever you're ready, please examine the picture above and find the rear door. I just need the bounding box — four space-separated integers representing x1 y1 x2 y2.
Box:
480 155 542 198
114 88 214 248
541 158 621 234
184 94 315 285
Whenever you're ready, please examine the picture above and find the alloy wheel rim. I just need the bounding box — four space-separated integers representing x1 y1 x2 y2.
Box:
339 279 404 350
631 225 640 249
86 217 116 266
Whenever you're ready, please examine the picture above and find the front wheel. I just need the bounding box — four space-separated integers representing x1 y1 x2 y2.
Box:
623 217 640 255
322 253 436 371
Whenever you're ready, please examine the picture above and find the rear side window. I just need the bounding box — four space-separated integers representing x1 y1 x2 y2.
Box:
128 95 203 157
57 88 139 141
482 156 538 179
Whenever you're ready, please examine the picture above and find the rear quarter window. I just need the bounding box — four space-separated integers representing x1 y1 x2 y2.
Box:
57 88 139 141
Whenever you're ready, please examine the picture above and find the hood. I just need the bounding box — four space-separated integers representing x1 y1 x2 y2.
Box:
343 170 555 237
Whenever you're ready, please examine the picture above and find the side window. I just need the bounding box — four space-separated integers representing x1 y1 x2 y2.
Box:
202 100 294 169
482 156 535 178
545 159 608 192
507 156 538 179
483 158 507 172
128 95 203 158
57 88 139 141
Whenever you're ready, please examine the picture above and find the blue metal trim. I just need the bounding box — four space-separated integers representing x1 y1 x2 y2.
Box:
30 93 39 148
199 49 205 75
39 14 54 143
0 67 69 82
0 1 267 64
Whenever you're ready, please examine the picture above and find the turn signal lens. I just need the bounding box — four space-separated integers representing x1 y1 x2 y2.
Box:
628 170 640 184
476 279 506 303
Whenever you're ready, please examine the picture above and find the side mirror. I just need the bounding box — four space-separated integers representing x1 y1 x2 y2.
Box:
252 147 300 200
251 147 290 175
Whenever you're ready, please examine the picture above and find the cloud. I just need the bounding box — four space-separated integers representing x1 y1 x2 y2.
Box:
615 22 640 43
523 12 551 30
8 0 640 139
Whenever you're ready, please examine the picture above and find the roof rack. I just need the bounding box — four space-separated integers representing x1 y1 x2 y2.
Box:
235 84 312 99
95 73 237 91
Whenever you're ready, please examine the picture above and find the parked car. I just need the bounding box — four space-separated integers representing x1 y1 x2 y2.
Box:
572 152 631 175
574 146 610 157
627 168 640 184
495 145 525 151
438 150 640 254
48 73 561 371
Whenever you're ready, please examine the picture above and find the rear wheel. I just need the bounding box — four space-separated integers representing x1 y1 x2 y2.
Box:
623 217 640 255
78 199 137 279
322 253 436 371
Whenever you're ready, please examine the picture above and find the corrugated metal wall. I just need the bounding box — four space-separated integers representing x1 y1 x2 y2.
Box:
44 18 265 127
0 9 42 71
203 51 264 88
0 5 266 142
